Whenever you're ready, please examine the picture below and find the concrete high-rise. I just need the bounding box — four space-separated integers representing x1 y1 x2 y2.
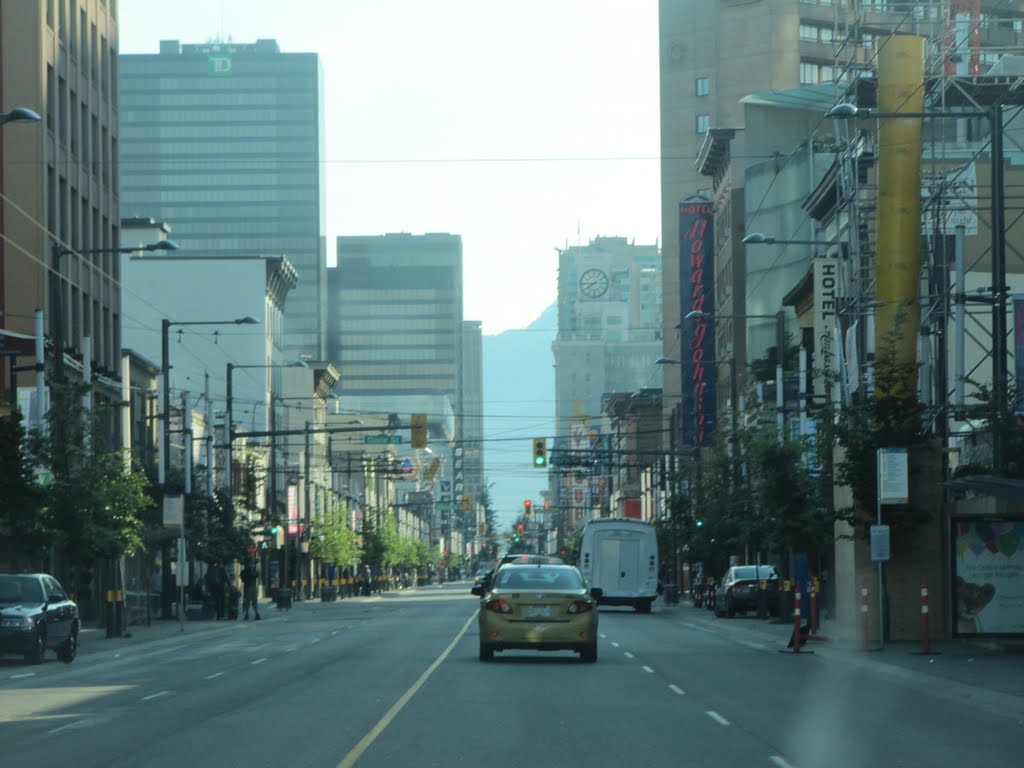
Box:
119 39 326 361
552 236 663 527
1 1 121 412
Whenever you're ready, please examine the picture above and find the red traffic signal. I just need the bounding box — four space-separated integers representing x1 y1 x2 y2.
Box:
516 523 524 533
524 500 532 515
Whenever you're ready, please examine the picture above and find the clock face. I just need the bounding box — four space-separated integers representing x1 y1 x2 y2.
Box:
579 268 609 298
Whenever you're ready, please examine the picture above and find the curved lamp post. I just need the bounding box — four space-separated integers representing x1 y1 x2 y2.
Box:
160 315 258 485
0 106 41 125
51 239 179 382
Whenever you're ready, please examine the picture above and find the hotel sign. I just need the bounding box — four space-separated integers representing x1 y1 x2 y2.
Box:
679 196 717 446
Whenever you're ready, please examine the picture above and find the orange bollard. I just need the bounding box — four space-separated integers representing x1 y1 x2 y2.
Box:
920 577 930 655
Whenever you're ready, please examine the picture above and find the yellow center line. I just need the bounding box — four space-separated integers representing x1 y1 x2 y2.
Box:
336 611 477 768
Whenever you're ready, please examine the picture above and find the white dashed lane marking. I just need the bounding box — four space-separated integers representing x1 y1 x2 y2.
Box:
669 684 685 695
251 657 267 665
769 757 797 768
642 665 654 674
205 672 224 679
141 691 170 702
706 710 730 726
624 651 635 659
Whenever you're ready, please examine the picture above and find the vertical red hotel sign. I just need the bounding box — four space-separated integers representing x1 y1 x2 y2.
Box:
679 196 717 446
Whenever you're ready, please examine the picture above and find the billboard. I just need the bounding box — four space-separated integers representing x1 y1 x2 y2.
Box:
953 518 1024 636
678 196 716 446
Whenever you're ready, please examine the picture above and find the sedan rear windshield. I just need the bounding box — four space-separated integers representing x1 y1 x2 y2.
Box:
733 566 778 581
0 575 45 604
494 567 583 591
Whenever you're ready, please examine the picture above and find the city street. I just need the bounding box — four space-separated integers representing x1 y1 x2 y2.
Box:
2 583 1021 768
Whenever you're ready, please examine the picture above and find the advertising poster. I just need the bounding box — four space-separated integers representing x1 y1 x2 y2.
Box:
953 519 1024 636
678 196 716 446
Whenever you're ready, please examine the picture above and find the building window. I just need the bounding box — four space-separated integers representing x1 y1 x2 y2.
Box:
696 77 709 97
696 114 710 134
799 62 819 84
799 25 818 41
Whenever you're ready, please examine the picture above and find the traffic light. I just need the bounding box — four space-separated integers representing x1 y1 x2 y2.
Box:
411 413 427 448
269 525 279 535
524 500 532 515
532 437 547 468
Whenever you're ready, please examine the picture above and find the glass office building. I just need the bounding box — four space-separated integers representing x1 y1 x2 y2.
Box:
119 39 326 360
329 233 464 399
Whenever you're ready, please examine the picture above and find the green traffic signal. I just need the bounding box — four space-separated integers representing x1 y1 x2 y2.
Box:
532 438 547 468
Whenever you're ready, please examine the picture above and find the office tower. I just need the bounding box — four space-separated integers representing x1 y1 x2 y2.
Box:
0 1 121 410
120 39 326 361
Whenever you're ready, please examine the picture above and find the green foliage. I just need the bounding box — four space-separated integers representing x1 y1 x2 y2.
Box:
0 408 49 565
186 489 253 563
358 508 429 568
963 377 1024 478
26 381 152 565
310 507 361 566
828 348 932 531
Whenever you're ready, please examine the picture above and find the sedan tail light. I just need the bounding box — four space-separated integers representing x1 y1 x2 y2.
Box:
567 600 594 614
484 599 513 614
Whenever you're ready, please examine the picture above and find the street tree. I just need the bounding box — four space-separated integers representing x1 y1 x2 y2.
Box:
26 381 152 591
0 407 47 569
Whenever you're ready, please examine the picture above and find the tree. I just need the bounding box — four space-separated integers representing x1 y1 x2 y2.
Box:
310 509 361 567
828 345 932 532
186 489 253 564
26 382 152 583
0 407 48 568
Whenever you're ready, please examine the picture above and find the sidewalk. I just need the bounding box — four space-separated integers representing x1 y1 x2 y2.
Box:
666 597 1024 704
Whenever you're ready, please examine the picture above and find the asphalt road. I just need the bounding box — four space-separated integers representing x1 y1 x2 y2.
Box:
1 583 1021 767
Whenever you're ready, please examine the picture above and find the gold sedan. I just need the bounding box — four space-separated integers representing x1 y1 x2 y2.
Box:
471 564 602 662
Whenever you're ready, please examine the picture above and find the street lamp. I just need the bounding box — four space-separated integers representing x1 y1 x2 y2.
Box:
0 107 41 125
160 316 258 485
51 239 178 383
225 359 306 497
826 101 1010 468
742 233 837 247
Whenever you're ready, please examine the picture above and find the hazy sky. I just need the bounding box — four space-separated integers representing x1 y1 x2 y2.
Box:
119 0 661 336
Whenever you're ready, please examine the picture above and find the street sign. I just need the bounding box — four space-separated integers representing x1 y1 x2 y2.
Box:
397 457 418 480
870 525 891 562
364 434 403 444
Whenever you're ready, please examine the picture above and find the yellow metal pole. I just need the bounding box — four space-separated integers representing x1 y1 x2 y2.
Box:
875 34 925 397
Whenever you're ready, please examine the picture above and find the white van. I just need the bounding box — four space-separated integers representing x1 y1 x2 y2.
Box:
577 518 659 613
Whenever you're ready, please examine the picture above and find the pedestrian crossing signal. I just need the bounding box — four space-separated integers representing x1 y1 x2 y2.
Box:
532 438 547 468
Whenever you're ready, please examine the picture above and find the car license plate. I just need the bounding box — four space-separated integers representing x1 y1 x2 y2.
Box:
526 606 551 618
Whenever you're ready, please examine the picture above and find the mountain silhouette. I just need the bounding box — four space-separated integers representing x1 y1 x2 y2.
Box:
483 302 556 534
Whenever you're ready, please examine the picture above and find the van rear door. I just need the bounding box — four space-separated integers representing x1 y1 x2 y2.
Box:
616 536 641 594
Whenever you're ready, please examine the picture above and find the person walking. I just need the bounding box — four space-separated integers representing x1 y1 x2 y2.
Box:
205 560 227 620
240 559 261 621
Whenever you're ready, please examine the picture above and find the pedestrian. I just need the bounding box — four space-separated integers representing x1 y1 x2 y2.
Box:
205 559 227 620
240 559 261 620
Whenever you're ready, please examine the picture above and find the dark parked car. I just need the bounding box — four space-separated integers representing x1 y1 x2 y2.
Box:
713 565 781 618
0 573 80 664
